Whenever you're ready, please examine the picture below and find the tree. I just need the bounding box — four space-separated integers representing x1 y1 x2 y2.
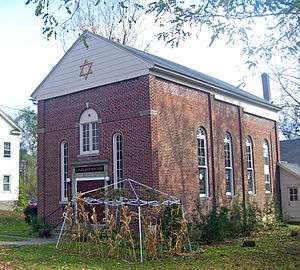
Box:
148 1 299 67
15 107 37 155
25 0 153 49
15 107 38 203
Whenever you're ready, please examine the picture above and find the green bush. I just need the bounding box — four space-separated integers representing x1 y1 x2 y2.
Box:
23 205 37 224
17 183 31 211
195 199 262 243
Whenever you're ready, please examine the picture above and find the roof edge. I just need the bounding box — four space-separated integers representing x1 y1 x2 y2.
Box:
0 109 21 133
151 65 281 112
278 162 300 180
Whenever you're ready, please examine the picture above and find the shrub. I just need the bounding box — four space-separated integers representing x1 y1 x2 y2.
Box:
31 216 53 237
195 199 261 243
16 183 31 211
23 204 37 224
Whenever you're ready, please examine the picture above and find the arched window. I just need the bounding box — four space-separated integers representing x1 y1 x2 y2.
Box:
224 132 234 195
197 128 209 197
263 140 271 193
246 137 255 194
79 109 99 155
60 141 68 202
113 133 123 189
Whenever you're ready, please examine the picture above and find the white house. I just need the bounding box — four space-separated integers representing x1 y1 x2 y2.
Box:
0 109 21 210
279 162 300 223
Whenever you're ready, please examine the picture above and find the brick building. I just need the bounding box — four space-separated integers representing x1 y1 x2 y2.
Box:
32 31 281 222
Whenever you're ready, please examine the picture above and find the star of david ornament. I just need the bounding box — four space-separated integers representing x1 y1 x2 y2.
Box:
79 59 93 80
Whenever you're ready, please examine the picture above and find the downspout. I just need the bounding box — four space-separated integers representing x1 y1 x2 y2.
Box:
238 107 246 214
208 94 216 204
274 121 282 216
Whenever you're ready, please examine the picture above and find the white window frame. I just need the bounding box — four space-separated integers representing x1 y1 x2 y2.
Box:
3 175 11 192
79 109 99 155
3 142 11 158
197 128 209 197
263 140 272 193
60 142 69 202
246 137 255 194
289 187 298 202
113 133 123 189
224 133 234 196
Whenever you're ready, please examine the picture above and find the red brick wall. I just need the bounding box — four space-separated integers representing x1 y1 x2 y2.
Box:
37 73 280 223
37 75 153 219
149 75 279 215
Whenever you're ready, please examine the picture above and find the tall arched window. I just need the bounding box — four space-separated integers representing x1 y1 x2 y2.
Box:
197 128 209 197
246 137 255 194
60 141 68 202
79 109 99 155
263 140 272 193
113 133 123 189
224 132 234 195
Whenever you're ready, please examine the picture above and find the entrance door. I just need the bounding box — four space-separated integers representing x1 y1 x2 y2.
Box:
77 179 105 224
287 187 300 220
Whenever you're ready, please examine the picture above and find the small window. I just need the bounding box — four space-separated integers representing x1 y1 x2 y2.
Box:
197 128 209 197
79 109 99 155
61 142 68 201
224 132 234 196
113 133 123 189
3 175 10 191
4 142 11 158
246 137 255 194
263 140 272 193
289 188 298 202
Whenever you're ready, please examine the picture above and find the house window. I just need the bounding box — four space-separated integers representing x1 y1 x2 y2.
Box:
263 140 272 193
289 188 298 201
197 128 209 197
4 142 11 158
3 175 10 191
61 142 68 202
79 109 99 155
113 133 123 189
246 137 255 194
224 132 234 196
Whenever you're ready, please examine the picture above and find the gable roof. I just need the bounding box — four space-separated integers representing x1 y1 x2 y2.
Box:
280 139 300 166
32 31 280 112
0 109 21 133
279 162 300 180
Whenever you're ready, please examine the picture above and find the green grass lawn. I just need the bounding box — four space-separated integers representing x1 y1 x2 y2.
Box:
0 226 299 269
0 210 32 241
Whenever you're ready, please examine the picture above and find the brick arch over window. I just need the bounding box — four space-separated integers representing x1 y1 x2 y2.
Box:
79 108 99 155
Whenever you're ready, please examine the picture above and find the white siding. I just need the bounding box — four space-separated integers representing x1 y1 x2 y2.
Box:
280 167 300 222
0 118 20 204
32 33 152 100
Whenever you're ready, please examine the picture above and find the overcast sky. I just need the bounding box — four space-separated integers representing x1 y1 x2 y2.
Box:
0 1 272 117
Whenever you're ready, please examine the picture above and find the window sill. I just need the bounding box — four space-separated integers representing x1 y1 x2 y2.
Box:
78 151 99 158
59 200 68 205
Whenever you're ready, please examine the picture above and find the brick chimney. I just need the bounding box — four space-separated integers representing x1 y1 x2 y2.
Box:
261 73 271 101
